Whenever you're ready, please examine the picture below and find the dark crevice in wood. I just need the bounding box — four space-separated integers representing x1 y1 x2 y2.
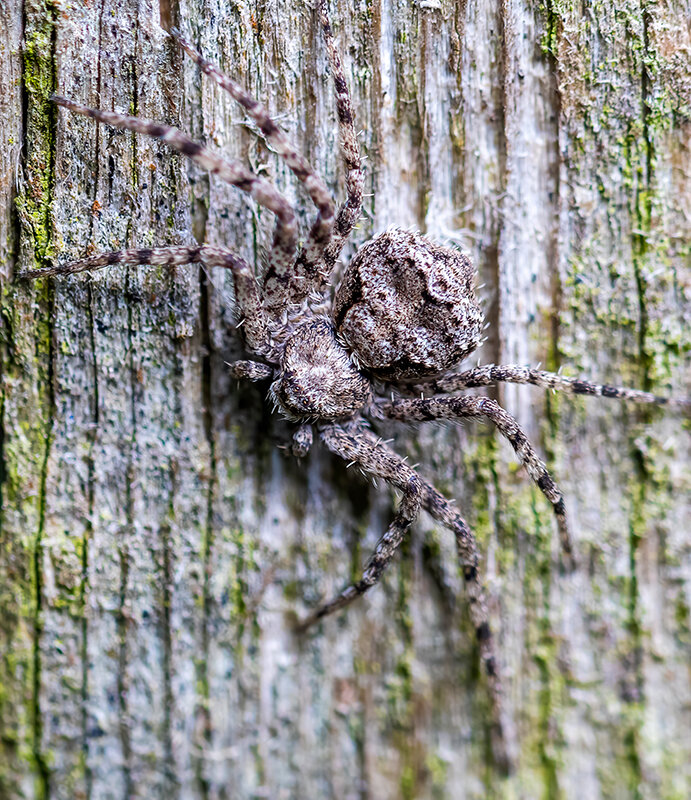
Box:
196 259 214 800
32 423 52 800
23 0 60 794
120 266 136 796
79 3 106 794
190 30 213 791
631 7 653 397
159 510 176 791
417 8 432 228
119 263 135 799
158 0 178 33
116 537 133 797
117 14 143 795
541 3 564 477
624 13 653 787
488 1 507 386
369 0 383 230
81 299 96 800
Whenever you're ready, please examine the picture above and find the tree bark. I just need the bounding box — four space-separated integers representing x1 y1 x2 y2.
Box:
1 0 690 798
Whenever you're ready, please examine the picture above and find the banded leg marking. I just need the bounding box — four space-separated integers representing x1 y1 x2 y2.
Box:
417 364 691 410
378 395 576 567
318 0 364 281
170 31 336 307
21 244 270 355
52 96 298 305
314 421 512 772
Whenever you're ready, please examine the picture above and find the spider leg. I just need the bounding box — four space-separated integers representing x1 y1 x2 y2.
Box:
420 477 513 773
376 396 576 568
318 0 365 280
227 360 274 381
296 469 422 628
170 31 336 309
51 96 297 311
21 245 271 357
416 364 691 410
307 420 513 773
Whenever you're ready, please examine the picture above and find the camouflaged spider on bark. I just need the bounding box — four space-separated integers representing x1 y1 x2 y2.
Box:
22 0 691 773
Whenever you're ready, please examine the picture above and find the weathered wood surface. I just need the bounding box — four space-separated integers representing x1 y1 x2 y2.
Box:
1 0 690 798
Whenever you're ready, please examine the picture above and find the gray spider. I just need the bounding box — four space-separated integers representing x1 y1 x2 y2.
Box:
23 0 690 772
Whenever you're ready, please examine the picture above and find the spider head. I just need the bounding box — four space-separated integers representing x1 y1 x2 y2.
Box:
271 318 372 421
332 228 483 381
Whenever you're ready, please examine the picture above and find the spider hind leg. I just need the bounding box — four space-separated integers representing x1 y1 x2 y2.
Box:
295 470 422 629
306 421 513 773
421 364 691 410
377 395 576 568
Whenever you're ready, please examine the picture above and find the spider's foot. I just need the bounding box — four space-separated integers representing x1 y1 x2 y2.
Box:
554 501 578 572
292 584 361 634
283 608 307 635
290 613 320 638
557 528 578 573
291 606 329 635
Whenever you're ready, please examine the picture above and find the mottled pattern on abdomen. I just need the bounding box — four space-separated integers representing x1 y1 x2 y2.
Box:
333 228 483 380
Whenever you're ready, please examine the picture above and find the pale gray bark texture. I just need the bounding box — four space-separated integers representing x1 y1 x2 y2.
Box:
1 0 690 798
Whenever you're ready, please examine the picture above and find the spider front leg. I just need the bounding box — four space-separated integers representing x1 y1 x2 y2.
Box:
170 30 336 309
170 1 364 308
49 96 298 313
226 361 274 381
291 424 314 458
375 395 576 568
21 245 271 356
307 421 513 773
317 0 365 280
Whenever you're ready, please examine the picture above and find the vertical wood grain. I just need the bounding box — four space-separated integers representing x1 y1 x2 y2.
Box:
1 0 689 797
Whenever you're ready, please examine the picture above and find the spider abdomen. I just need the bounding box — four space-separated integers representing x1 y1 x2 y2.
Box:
271 318 372 420
333 228 483 381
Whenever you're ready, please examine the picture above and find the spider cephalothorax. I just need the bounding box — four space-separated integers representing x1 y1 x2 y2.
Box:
23 0 689 773
270 317 371 420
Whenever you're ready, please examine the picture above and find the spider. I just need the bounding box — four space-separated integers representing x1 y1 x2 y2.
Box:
22 0 690 772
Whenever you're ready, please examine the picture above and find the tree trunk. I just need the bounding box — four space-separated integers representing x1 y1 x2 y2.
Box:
1 0 690 798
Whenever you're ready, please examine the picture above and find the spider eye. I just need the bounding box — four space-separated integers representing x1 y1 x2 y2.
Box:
333 228 483 381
